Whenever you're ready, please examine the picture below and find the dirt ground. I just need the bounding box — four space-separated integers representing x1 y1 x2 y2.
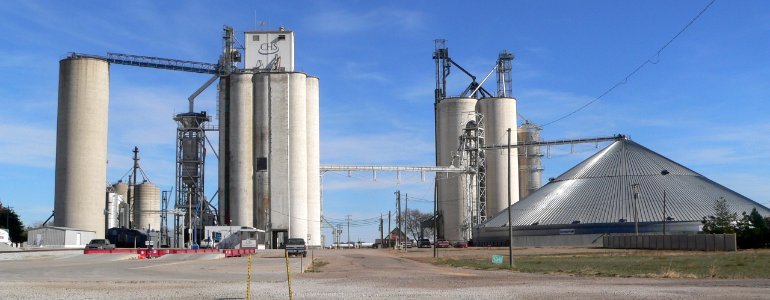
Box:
0 247 768 299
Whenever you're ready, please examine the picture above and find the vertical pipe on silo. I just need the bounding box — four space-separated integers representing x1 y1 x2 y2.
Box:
54 58 110 238
305 76 321 247
476 97 519 216
228 73 254 226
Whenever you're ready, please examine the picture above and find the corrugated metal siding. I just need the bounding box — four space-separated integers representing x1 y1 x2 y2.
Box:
26 227 95 247
482 139 770 228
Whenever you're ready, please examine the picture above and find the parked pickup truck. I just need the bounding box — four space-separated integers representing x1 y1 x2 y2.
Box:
285 238 307 257
86 239 116 250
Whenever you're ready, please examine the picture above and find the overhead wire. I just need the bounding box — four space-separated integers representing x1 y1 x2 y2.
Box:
540 0 717 128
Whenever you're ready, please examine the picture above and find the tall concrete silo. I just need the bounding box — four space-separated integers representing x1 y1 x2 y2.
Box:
217 77 230 225
476 97 519 217
306 76 321 247
134 181 161 231
517 121 542 200
54 57 110 238
436 97 477 241
258 72 308 241
228 72 254 226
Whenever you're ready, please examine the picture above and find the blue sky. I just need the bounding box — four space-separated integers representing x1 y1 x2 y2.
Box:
1 1 768 243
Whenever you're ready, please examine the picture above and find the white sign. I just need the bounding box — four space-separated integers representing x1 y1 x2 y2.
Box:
145 241 154 246
244 30 295 71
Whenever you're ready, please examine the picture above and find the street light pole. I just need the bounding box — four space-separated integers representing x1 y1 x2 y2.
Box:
631 184 640 235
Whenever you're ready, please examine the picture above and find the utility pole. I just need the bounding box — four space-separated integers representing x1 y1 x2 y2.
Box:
129 146 139 228
405 193 409 242
433 179 438 258
507 128 513 268
405 193 409 251
379 213 384 248
661 170 669 235
395 191 401 248
346 215 351 245
388 210 391 247
632 183 640 235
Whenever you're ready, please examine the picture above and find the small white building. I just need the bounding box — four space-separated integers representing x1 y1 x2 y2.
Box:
0 228 10 244
26 226 95 248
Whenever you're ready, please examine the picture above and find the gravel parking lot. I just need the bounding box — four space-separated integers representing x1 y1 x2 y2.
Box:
0 248 768 299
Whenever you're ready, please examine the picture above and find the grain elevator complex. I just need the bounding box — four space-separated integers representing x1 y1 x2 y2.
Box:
49 25 770 250
53 27 320 248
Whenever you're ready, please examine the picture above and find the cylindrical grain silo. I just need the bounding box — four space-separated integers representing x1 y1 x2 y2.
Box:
476 97 519 217
228 72 254 227
105 191 119 230
436 97 477 242
261 72 308 241
217 77 230 225
287 73 308 241
134 181 161 231
54 57 110 238
253 73 270 232
305 76 321 247
517 122 542 200
113 181 129 201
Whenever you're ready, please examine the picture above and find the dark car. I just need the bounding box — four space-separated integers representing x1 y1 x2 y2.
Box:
285 238 307 257
453 241 469 248
435 239 451 248
86 239 115 250
417 239 431 248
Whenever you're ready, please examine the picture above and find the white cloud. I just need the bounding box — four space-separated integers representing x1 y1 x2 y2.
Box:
341 62 388 83
0 123 55 168
306 8 425 34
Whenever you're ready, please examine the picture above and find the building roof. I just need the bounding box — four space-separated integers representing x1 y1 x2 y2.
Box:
29 226 96 233
481 139 770 228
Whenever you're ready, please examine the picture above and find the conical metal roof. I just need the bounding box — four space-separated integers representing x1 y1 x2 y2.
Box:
482 139 770 227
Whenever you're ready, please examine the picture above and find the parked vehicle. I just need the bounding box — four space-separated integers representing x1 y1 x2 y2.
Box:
86 239 115 250
453 241 469 248
435 239 451 248
105 227 147 248
417 239 431 248
285 238 307 257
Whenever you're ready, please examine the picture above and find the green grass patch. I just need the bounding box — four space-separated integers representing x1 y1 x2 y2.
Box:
430 251 770 278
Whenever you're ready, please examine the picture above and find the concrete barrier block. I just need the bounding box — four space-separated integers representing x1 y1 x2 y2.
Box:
714 235 725 251
687 235 695 250
725 234 737 251
706 235 715 251
696 235 706 250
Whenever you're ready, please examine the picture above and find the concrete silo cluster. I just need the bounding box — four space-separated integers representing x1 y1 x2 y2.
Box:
216 29 320 248
437 96 532 242
52 27 321 248
218 70 321 247
434 45 543 242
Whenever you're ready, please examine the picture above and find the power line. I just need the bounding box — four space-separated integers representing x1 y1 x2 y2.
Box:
541 0 717 127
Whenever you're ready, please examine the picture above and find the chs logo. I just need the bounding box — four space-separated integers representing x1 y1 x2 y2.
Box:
259 42 280 55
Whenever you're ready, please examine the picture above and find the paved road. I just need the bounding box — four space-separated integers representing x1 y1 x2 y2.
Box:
0 248 768 299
